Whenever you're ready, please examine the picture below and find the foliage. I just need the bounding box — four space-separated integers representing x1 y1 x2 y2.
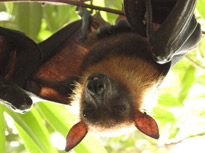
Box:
0 0 205 153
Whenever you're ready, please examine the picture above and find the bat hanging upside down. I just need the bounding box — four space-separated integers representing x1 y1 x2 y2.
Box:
0 0 201 152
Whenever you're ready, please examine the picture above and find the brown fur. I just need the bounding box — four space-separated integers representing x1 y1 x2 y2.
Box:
71 55 163 135
83 56 161 109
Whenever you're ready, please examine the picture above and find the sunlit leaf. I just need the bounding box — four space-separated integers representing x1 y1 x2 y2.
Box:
153 106 176 124
43 5 77 32
17 108 54 153
0 105 6 153
105 0 122 23
158 93 183 107
169 127 180 139
178 66 196 102
36 102 107 153
14 2 42 40
42 5 58 31
5 107 55 153
196 0 205 20
5 109 46 153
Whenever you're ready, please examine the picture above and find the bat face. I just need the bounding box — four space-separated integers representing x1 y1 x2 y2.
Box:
80 73 132 128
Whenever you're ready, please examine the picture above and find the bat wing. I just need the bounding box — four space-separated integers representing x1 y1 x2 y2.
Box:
124 0 201 65
0 10 106 112
26 12 106 105
26 20 87 104
0 26 41 113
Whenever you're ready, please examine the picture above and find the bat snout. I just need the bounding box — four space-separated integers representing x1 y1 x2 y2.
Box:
86 73 107 95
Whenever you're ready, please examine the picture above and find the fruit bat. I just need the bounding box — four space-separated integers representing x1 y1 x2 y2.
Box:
0 0 201 152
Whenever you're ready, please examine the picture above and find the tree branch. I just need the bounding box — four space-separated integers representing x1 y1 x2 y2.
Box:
185 56 205 70
164 132 205 148
0 0 124 15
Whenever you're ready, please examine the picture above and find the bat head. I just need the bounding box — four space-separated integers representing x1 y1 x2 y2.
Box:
81 73 132 128
66 72 159 152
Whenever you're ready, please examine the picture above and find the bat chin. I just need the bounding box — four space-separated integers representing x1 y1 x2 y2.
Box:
87 122 136 138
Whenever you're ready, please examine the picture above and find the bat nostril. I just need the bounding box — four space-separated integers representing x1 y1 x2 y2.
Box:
87 73 107 95
87 80 105 95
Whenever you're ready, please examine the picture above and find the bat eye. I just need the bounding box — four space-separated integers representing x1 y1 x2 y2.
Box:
83 109 93 118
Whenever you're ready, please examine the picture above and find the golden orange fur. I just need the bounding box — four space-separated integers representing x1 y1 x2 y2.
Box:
70 55 163 135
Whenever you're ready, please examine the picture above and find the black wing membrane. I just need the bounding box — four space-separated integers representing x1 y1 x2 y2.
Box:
0 27 41 113
150 0 201 64
124 0 201 65
0 27 41 86
0 9 99 113
0 20 83 113
38 20 82 64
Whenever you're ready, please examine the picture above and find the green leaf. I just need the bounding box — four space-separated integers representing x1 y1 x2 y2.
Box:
56 5 77 28
43 5 58 31
158 93 183 107
196 0 205 21
178 66 195 102
5 108 53 153
153 106 176 124
4 2 13 15
14 123 45 153
169 127 180 139
0 105 6 153
93 0 108 21
43 5 77 32
18 108 53 153
14 2 42 40
36 102 107 153
105 0 122 23
0 3 5 11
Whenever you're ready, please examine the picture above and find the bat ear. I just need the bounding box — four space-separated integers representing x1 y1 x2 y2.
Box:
65 121 88 152
134 111 159 139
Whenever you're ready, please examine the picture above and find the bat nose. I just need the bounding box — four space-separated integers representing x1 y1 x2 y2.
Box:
87 73 106 95
87 79 105 95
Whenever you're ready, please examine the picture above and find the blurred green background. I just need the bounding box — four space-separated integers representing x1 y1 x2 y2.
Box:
0 0 205 153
